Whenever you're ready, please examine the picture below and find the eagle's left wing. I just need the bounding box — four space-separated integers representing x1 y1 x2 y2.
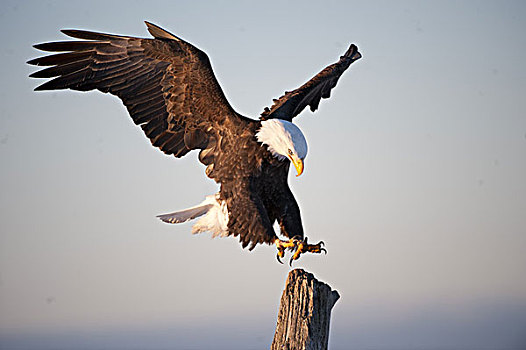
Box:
260 44 361 122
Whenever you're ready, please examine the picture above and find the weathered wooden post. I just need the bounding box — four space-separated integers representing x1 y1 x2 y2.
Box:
271 269 340 350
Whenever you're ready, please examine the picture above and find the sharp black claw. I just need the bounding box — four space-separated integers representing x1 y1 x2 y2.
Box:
321 248 327 254
319 241 325 247
289 257 294 267
277 254 284 264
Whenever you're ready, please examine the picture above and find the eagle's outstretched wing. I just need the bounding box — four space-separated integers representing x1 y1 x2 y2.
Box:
28 21 245 159
260 44 361 122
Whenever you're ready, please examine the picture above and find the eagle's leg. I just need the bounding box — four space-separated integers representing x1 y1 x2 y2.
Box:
289 237 327 266
274 237 302 264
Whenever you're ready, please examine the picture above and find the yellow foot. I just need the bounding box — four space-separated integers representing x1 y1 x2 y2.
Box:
289 237 326 266
275 237 302 264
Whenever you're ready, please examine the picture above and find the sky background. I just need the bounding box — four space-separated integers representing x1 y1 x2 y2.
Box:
1 1 526 349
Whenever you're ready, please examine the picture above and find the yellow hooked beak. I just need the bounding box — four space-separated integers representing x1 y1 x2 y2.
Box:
289 155 304 177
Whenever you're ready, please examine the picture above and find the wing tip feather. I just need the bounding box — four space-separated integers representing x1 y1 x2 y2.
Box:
144 21 180 41
32 43 49 51
26 57 38 65
344 44 362 61
33 84 49 91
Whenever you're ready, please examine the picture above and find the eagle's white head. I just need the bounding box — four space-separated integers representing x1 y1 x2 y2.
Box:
256 119 308 176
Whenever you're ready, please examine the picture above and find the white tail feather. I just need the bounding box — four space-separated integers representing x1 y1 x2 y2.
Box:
157 194 229 238
157 204 213 224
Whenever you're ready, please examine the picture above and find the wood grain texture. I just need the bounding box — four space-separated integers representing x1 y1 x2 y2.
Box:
271 269 340 350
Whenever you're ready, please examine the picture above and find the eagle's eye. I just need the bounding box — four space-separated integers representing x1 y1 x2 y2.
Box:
288 149 294 156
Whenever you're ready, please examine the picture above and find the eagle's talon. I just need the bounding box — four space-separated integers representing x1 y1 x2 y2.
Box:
275 237 300 264
287 239 326 262
275 237 325 264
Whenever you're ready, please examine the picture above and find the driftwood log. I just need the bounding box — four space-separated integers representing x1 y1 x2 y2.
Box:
271 269 340 350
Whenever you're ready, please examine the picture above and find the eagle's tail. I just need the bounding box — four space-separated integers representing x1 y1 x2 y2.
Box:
157 194 229 238
157 203 213 224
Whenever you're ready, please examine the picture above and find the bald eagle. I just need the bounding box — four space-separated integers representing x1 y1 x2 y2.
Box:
28 22 361 264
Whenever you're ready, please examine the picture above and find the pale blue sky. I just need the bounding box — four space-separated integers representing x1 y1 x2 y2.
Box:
1 1 525 349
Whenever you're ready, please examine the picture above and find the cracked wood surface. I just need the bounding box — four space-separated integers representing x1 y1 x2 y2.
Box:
271 269 340 350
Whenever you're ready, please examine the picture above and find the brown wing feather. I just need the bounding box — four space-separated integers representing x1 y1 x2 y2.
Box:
260 44 361 121
28 22 243 159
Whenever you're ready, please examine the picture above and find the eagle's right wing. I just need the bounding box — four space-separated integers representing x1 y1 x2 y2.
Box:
260 44 361 122
28 22 247 159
